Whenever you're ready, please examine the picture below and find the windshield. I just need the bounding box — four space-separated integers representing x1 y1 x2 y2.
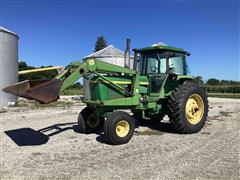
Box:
139 53 167 74
139 52 187 75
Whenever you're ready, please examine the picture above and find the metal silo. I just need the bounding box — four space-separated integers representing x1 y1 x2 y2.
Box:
0 27 19 107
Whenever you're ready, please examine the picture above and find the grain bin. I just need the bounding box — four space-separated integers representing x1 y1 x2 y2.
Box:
0 27 19 107
83 45 133 100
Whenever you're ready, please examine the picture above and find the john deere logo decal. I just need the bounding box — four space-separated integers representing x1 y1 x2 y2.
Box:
88 59 95 65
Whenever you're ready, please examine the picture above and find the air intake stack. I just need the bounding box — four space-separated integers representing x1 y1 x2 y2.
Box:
124 39 131 68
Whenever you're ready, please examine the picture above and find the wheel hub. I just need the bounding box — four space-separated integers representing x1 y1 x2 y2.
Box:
116 120 130 137
87 114 100 128
185 94 204 124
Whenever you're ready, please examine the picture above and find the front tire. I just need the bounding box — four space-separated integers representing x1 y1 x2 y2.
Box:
167 82 208 133
78 107 104 133
104 111 135 145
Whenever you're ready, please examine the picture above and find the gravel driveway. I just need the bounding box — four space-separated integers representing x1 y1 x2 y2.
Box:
0 97 239 179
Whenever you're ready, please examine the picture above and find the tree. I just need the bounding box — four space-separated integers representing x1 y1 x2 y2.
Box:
18 61 58 82
19 61 35 71
193 76 204 85
206 78 220 85
19 61 28 70
94 36 107 52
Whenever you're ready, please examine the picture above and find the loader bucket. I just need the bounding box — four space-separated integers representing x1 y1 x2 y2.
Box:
2 79 62 104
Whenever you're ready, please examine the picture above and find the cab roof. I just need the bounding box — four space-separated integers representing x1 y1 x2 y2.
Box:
138 44 190 55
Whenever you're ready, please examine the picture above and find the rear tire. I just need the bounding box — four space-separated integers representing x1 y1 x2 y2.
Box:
167 82 208 133
104 111 135 145
78 107 104 134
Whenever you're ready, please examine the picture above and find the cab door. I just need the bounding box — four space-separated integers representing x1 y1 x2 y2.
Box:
142 53 168 95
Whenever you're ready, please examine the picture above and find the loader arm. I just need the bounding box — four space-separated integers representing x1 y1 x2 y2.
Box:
57 59 138 95
3 58 139 104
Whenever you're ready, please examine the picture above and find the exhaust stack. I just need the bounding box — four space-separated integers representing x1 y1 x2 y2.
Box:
124 38 131 68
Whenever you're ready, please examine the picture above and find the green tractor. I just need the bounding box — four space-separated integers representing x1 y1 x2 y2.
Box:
3 41 208 145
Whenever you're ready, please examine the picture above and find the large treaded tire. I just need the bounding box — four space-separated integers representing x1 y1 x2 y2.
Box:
78 107 104 134
104 111 135 145
167 82 208 134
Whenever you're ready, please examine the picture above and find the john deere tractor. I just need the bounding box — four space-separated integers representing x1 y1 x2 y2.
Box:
3 41 208 145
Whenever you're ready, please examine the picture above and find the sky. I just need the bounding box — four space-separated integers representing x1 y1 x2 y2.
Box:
0 0 239 81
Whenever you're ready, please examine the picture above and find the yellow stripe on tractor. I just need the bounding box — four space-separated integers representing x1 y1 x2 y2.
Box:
89 80 149 85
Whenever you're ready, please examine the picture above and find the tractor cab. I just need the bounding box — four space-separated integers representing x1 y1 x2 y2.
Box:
134 43 191 94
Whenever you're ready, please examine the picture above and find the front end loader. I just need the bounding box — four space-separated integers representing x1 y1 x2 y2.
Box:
3 43 208 145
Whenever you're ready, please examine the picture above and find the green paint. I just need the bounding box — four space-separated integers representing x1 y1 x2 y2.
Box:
53 45 194 120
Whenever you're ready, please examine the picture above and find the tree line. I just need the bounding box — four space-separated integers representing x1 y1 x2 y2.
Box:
193 76 240 85
19 62 240 94
18 61 58 82
193 76 240 93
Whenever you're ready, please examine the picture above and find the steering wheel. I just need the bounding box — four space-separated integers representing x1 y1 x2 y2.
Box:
150 66 157 73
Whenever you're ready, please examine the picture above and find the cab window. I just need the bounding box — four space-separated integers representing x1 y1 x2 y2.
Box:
169 54 185 74
141 53 167 74
139 52 186 75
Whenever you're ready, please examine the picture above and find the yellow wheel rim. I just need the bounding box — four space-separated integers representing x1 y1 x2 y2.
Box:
87 114 100 128
116 120 130 137
185 94 204 125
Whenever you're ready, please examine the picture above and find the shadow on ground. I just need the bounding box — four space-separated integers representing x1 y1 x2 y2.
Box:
5 120 176 146
5 128 49 146
148 122 177 134
5 122 79 146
